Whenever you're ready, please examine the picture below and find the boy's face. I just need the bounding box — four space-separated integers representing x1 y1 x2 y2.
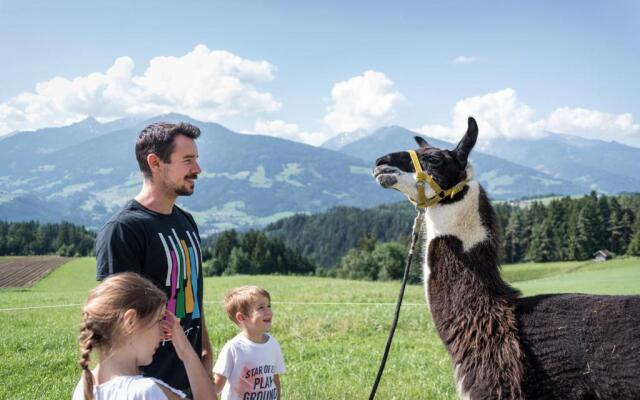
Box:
240 295 273 334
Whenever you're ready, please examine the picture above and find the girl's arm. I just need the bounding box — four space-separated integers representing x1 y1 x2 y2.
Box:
164 311 217 400
274 374 281 400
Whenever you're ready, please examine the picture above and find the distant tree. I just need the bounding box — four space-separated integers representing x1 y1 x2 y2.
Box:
494 203 512 237
357 233 377 252
572 202 600 260
227 247 252 275
548 198 571 260
596 194 611 249
336 248 378 281
374 242 406 281
618 211 635 253
627 215 640 256
526 218 557 262
607 198 623 254
503 211 526 263
206 230 239 275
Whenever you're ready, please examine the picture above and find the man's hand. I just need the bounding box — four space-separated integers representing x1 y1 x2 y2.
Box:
201 347 214 379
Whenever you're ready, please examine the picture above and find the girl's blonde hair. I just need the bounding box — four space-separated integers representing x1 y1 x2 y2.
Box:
78 272 166 400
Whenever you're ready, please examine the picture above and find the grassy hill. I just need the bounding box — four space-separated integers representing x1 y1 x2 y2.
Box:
1 257 639 399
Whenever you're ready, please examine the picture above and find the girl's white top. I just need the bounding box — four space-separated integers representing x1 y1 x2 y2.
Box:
72 374 187 400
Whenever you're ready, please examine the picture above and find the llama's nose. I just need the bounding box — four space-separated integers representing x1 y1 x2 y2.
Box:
375 155 390 166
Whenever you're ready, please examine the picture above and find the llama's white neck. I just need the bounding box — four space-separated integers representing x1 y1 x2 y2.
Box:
424 180 487 252
422 180 488 310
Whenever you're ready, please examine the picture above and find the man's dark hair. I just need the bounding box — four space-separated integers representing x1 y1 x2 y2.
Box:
135 122 201 178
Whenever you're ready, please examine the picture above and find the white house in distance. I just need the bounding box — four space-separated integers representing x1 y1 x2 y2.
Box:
593 250 614 262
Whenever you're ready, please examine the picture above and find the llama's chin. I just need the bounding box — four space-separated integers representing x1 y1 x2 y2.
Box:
376 174 398 188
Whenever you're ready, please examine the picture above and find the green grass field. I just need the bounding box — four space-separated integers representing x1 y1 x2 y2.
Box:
1 257 639 399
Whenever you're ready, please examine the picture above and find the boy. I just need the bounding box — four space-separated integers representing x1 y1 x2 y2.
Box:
213 286 285 400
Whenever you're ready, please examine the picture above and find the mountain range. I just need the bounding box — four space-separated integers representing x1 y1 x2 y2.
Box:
1 114 638 234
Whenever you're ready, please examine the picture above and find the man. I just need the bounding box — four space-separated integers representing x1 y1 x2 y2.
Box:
95 122 212 395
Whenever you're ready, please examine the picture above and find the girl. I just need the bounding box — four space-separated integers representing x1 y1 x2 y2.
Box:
73 272 216 400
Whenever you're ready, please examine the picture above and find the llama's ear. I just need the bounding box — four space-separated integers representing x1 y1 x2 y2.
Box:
454 117 478 168
414 136 430 148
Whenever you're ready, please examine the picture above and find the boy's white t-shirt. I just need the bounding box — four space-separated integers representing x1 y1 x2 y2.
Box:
71 374 187 400
213 333 286 400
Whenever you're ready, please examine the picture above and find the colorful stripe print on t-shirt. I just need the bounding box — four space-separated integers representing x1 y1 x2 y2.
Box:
157 228 202 319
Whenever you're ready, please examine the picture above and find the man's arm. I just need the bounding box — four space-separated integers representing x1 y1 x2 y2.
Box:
200 311 213 374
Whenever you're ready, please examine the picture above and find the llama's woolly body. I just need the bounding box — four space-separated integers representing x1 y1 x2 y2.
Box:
516 293 640 399
424 181 640 400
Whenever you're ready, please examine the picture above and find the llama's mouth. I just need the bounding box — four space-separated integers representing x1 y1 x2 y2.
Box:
373 165 399 188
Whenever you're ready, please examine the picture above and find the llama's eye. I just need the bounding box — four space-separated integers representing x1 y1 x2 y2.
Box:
428 156 443 166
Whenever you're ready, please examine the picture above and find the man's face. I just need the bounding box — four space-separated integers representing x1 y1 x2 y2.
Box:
158 134 201 197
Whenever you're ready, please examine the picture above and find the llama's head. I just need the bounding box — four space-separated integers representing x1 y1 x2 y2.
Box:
373 117 478 206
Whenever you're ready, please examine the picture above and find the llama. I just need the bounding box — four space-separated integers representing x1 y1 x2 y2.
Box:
372 117 640 400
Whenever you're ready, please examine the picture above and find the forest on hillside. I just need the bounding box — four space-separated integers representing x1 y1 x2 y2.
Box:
0 221 96 256
204 192 640 281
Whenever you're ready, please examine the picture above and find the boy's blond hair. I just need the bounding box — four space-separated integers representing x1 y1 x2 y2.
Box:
224 285 271 325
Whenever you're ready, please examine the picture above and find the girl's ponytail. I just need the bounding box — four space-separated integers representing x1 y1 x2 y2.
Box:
78 318 95 400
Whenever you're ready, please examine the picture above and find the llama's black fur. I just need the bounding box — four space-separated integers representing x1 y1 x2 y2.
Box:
517 294 640 399
373 117 640 400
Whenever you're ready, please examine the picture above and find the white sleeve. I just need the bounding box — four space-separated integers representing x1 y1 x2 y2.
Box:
274 340 286 374
71 377 85 400
132 377 184 399
149 378 188 399
213 341 235 378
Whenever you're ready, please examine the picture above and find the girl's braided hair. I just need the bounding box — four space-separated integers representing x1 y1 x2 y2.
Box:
78 272 166 399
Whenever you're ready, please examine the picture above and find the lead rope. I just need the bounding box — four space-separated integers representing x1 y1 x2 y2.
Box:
368 208 425 400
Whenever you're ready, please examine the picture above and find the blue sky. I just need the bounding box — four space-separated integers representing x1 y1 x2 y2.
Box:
1 1 639 146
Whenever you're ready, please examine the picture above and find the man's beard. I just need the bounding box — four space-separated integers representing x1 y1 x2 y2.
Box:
174 186 194 196
173 175 197 196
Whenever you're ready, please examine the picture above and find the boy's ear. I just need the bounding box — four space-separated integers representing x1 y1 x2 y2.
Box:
235 312 245 323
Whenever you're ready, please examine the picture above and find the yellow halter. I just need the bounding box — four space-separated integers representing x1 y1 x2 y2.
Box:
406 150 470 209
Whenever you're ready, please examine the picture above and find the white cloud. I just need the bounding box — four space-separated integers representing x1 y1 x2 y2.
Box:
418 88 640 146
545 107 640 142
0 44 280 135
453 56 476 64
324 70 404 133
254 119 327 146
419 88 543 142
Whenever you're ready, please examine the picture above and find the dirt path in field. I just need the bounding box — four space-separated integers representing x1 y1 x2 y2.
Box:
0 256 70 288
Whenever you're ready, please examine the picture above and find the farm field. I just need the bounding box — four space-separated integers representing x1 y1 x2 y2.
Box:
0 255 69 288
1 257 639 399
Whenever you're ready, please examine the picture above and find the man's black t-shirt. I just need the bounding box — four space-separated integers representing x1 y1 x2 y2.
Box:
95 199 204 392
